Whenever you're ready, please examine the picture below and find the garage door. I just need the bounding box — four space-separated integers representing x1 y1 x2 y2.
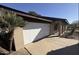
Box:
23 22 50 45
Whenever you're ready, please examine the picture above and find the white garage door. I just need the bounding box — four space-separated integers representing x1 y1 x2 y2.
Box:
23 22 50 45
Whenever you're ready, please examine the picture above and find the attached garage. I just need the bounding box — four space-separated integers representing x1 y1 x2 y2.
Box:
23 22 50 45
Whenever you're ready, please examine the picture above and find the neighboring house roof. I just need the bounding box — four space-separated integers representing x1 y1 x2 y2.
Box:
0 5 68 24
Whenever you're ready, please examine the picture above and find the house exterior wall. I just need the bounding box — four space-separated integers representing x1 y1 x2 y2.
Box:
0 10 2 16
23 21 50 44
58 21 68 36
50 22 54 35
50 21 67 36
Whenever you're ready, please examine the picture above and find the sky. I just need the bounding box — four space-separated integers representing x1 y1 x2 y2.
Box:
0 3 78 24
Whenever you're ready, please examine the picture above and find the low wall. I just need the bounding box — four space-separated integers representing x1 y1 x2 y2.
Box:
14 27 24 51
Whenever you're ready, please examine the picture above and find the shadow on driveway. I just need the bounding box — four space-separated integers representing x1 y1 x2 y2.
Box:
47 43 79 55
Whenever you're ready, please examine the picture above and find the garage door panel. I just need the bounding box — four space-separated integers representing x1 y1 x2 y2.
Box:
23 22 50 45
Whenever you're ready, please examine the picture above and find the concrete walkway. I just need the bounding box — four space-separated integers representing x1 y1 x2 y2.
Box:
24 36 79 55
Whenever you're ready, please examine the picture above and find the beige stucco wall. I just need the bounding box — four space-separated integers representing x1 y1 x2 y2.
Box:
14 27 24 51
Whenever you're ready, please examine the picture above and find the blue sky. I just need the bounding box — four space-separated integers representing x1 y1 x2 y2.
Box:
0 3 78 24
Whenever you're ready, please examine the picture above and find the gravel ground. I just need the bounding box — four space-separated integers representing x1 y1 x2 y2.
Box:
0 40 29 55
9 48 30 55
0 47 30 55
0 40 9 55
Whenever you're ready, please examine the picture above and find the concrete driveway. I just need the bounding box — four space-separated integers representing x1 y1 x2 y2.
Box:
24 36 79 55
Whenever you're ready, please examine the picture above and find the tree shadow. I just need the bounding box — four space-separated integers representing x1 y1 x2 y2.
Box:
47 35 58 38
0 53 5 55
47 44 79 55
33 35 49 43
0 39 15 51
0 33 15 55
0 40 9 51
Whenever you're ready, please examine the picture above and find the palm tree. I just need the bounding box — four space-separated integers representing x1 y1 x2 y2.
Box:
0 12 25 53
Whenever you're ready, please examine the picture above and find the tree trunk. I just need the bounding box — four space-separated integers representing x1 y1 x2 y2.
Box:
9 29 14 54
